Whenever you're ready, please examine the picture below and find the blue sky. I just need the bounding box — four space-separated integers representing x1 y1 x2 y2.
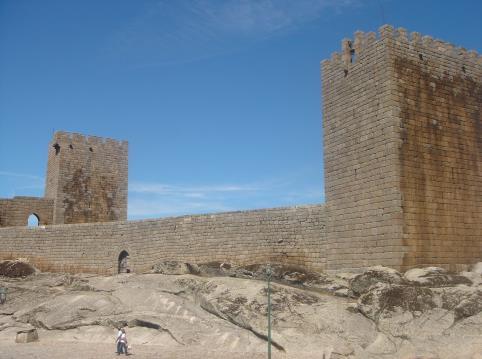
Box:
1 0 481 220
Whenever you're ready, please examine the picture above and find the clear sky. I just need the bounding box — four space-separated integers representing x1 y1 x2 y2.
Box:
1 0 481 220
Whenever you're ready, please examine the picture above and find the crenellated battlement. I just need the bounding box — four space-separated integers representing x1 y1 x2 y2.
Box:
50 131 128 153
322 24 482 71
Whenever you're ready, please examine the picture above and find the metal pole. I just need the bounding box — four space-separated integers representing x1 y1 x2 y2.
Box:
267 265 272 359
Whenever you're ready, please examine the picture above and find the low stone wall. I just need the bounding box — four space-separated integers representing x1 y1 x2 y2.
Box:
0 197 54 227
0 204 326 275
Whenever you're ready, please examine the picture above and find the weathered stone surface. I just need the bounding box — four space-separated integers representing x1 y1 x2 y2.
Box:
454 291 482 321
15 328 38 343
13 292 125 330
358 283 437 321
460 271 482 286
2 269 482 358
334 288 350 297
0 260 37 278
472 262 482 275
434 286 482 321
404 267 472 287
45 132 128 225
349 266 404 295
365 332 397 355
323 26 482 272
154 262 333 293
1 272 377 356
151 261 192 275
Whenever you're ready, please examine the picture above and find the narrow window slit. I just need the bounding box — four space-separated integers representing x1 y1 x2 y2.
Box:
53 143 60 155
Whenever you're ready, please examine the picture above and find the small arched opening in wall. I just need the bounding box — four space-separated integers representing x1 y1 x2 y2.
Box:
27 213 40 227
118 250 130 274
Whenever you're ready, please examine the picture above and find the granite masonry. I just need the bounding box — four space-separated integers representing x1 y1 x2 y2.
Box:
322 25 482 272
0 132 127 227
0 205 326 274
0 25 481 274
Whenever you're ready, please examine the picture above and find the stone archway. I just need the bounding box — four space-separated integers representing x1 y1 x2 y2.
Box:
27 213 39 227
118 250 130 274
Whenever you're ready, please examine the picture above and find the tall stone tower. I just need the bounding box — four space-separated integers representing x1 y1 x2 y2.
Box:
45 131 128 224
322 25 482 271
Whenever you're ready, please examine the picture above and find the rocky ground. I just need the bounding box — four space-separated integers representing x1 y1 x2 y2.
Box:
0 260 481 359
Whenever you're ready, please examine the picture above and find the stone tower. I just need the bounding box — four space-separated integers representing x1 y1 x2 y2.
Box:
322 25 482 271
45 131 128 224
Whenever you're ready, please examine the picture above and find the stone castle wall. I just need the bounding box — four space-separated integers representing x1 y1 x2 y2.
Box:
0 197 54 227
45 132 128 224
387 28 482 270
322 27 405 271
0 205 326 274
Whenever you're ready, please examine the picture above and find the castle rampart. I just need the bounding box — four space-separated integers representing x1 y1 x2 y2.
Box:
0 25 480 274
0 205 326 274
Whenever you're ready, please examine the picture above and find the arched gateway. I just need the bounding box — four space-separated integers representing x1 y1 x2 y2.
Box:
118 250 130 274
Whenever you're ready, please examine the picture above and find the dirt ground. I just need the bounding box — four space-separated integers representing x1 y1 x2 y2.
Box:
0 342 322 359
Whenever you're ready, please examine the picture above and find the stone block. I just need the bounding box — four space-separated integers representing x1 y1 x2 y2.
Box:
15 329 38 343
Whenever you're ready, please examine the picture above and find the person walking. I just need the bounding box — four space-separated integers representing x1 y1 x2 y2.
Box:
115 327 123 355
119 328 128 355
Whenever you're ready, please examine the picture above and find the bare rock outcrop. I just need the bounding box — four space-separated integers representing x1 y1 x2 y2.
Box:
151 261 193 275
1 264 482 358
349 266 404 296
460 262 482 286
435 286 482 321
0 260 37 278
404 266 472 287
357 283 436 321
472 262 482 275
14 292 127 330
151 261 334 292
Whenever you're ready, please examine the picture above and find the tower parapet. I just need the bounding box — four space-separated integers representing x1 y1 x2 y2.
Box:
322 25 482 72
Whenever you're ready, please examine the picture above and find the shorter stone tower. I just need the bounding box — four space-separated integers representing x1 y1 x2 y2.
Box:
45 131 128 224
